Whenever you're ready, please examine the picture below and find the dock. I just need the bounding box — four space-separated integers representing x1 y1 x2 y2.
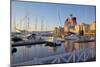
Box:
12 40 47 47
74 39 95 43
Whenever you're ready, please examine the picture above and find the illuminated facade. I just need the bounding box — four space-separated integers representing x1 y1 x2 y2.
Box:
90 21 96 31
64 15 77 33
80 23 90 33
64 14 96 35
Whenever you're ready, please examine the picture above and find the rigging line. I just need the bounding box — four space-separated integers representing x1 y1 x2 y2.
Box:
35 16 37 31
41 18 44 31
13 16 16 32
58 8 62 27
45 20 48 31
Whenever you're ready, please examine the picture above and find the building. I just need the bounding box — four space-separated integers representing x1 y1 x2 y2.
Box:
80 23 90 33
74 24 81 33
89 21 96 35
64 15 77 33
64 15 95 36
54 27 64 37
90 21 96 32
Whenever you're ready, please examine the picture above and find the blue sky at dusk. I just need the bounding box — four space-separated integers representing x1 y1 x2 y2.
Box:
12 1 96 31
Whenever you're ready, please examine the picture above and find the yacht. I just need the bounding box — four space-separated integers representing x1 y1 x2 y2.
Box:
46 37 61 46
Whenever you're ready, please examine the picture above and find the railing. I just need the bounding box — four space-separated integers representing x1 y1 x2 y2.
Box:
12 48 96 66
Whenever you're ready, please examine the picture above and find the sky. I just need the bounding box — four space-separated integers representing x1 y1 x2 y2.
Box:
11 0 96 31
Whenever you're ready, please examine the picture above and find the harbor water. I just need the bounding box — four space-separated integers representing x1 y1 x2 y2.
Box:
11 38 96 65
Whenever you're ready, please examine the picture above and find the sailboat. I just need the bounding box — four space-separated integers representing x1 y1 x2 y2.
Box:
46 8 63 46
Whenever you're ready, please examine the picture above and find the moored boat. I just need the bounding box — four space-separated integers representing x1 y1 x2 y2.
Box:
64 34 78 40
45 37 61 46
74 36 95 43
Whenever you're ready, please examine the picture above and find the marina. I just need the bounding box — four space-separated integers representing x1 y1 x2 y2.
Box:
12 32 95 47
11 37 96 66
11 13 96 65
11 1 96 66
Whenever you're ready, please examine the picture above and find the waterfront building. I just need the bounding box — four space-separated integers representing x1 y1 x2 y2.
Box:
74 22 96 36
54 27 64 37
64 15 77 33
63 15 95 36
80 23 90 33
90 21 96 32
74 24 81 33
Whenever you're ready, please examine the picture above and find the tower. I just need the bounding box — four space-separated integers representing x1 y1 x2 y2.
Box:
64 14 77 32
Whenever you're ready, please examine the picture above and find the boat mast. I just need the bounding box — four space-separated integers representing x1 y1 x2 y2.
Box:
13 16 16 32
27 14 29 32
46 20 48 31
41 19 44 31
25 11 30 32
35 16 37 31
58 8 61 27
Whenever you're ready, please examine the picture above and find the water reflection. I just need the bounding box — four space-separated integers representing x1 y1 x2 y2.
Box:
12 40 96 64
25 45 32 48
63 40 75 52
63 40 96 52
48 46 57 53
89 42 96 48
74 43 80 50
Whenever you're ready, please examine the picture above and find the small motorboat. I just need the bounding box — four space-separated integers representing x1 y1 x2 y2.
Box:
45 37 61 46
11 36 23 42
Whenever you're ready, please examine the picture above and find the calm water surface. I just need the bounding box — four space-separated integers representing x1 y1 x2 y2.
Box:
11 40 96 64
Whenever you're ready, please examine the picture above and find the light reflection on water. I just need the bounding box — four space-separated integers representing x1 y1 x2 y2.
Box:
11 40 96 64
